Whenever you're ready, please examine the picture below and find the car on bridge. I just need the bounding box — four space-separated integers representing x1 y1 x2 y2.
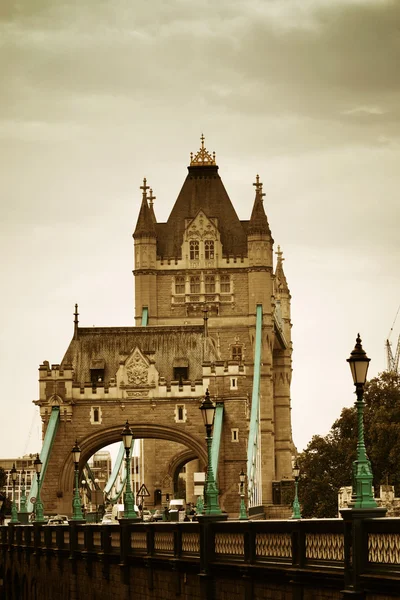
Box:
47 515 68 525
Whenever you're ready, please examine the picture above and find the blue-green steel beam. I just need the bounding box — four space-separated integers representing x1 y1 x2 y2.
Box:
27 406 60 512
211 402 224 478
141 307 148 326
247 304 263 495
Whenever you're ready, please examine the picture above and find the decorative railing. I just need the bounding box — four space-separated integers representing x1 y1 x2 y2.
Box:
3 516 400 594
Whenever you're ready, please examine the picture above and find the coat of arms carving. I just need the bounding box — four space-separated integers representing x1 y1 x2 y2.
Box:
125 348 149 387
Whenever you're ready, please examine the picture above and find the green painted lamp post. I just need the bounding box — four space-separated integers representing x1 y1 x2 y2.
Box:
33 454 45 523
347 334 377 509
20 469 27 514
71 440 85 521
10 463 19 524
291 460 302 519
239 469 248 520
121 420 137 520
199 389 222 516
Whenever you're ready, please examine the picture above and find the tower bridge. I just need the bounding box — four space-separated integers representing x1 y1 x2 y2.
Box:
32 137 294 518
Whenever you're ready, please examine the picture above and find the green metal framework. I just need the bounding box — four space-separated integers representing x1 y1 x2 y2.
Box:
210 403 224 478
104 442 127 504
27 406 60 512
246 304 263 506
141 307 148 326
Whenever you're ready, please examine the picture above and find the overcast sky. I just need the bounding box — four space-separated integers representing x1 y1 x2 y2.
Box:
1 0 399 461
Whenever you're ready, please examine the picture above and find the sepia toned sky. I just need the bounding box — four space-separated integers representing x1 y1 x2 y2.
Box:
0 0 399 461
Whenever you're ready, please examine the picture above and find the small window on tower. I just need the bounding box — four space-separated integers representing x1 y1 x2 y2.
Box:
173 367 188 382
175 404 187 423
90 406 102 425
231 428 239 442
220 275 230 293
190 240 199 260
232 345 243 362
205 275 215 294
175 276 185 295
204 240 214 259
190 276 200 294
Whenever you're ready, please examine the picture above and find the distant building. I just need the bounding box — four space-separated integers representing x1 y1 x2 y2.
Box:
0 455 38 510
339 485 400 516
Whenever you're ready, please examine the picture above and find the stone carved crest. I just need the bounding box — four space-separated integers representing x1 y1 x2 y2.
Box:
186 211 218 241
125 347 149 387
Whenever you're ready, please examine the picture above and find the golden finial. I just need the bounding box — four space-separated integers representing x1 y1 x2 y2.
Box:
253 174 265 200
190 135 216 166
148 188 156 207
140 177 149 200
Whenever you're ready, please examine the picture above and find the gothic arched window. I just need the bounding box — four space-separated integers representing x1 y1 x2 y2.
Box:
175 276 185 295
205 275 215 294
190 276 200 294
204 240 214 259
190 240 199 260
220 275 231 293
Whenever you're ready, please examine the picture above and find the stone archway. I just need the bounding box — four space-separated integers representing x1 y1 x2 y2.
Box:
58 423 207 501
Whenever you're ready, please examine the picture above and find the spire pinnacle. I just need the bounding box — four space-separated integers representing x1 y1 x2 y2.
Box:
140 177 149 201
190 135 216 166
276 245 284 263
253 174 265 201
74 303 79 340
148 188 156 208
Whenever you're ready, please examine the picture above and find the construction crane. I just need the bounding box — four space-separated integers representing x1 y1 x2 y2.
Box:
386 304 400 374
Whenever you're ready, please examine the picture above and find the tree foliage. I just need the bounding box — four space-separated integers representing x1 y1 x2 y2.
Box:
0 467 6 490
298 372 400 518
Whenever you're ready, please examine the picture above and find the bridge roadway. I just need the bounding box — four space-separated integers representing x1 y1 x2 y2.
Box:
1 515 400 599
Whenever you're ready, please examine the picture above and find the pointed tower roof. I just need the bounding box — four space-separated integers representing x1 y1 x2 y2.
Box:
133 178 156 239
156 136 247 258
275 245 289 292
248 175 271 236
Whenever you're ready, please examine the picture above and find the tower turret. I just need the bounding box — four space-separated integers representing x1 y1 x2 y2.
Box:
133 178 157 325
247 175 274 313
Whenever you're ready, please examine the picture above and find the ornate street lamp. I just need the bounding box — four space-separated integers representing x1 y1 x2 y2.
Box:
10 463 19 524
121 420 137 520
347 334 377 509
238 469 248 520
291 460 301 519
199 390 222 516
20 468 27 514
71 440 85 521
33 454 45 523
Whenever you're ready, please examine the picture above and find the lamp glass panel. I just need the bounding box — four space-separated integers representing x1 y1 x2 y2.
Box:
34 456 42 474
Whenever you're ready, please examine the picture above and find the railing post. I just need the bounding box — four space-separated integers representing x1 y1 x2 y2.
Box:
340 507 386 599
290 520 305 600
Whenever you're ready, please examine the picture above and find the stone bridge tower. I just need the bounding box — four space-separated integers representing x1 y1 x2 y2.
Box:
35 137 294 517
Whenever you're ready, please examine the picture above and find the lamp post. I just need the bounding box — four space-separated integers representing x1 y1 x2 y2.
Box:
94 477 100 522
33 454 45 523
20 469 27 514
238 469 248 520
121 420 137 520
199 390 222 516
291 460 301 519
71 440 85 521
10 463 19 524
347 334 377 509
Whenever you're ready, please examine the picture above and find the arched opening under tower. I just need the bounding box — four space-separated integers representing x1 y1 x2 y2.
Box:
54 424 207 516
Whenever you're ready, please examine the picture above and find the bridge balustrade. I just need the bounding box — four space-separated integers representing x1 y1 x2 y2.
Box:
2 518 400 598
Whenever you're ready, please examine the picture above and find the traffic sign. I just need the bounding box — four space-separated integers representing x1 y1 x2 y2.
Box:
137 483 150 497
30 497 36 504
